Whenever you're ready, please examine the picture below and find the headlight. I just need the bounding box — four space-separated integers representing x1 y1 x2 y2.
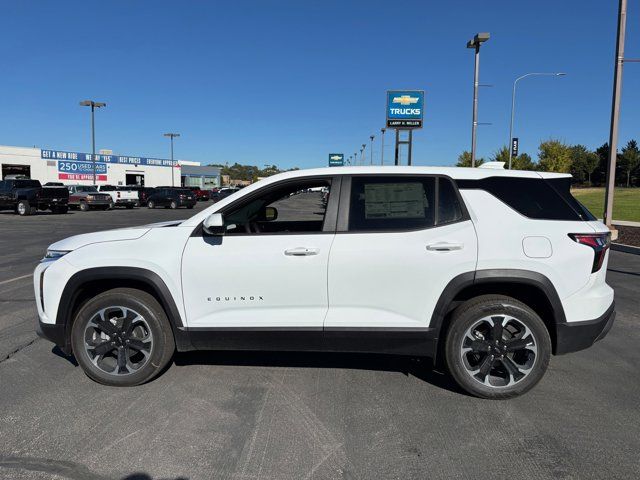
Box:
44 250 70 260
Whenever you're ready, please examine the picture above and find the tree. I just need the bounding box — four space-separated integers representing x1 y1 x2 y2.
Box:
619 140 640 187
489 146 510 164
537 139 572 173
592 143 610 186
511 153 535 171
456 151 484 167
570 144 599 185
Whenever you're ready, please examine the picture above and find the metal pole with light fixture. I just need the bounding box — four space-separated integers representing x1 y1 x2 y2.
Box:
360 145 365 166
163 133 180 187
508 72 566 169
467 33 489 167
79 100 106 184
380 128 386 165
369 136 375 165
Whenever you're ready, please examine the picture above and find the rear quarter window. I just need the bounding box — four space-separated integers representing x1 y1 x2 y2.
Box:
455 177 588 221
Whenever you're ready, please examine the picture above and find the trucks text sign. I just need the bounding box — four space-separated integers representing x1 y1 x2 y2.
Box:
386 90 424 129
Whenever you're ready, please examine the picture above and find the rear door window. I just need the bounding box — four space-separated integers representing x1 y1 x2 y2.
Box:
347 176 436 231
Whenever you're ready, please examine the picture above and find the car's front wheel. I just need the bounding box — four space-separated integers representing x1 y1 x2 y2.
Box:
170 200 178 209
71 288 175 386
445 295 551 399
147 200 155 209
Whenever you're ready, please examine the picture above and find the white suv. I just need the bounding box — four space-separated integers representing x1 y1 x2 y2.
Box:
34 166 615 399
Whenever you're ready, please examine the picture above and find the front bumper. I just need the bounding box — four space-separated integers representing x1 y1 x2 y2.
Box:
555 301 616 355
36 318 70 354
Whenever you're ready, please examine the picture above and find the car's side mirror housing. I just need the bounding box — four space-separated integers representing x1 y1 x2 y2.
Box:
263 206 278 222
203 213 225 235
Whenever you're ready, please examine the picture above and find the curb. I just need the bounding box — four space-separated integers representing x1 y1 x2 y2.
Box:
612 243 640 255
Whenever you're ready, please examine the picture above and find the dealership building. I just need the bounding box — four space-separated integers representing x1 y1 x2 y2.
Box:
0 145 221 189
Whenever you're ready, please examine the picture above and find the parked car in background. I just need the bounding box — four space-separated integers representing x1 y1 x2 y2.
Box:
43 182 65 187
98 185 138 209
146 187 196 209
0 179 69 215
188 186 210 201
123 186 156 206
67 185 113 211
216 187 239 201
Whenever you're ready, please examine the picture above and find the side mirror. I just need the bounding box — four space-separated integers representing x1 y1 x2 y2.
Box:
203 213 225 235
258 206 278 222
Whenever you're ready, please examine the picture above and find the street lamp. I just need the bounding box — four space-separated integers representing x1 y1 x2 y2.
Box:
79 100 107 184
380 128 386 165
508 72 566 169
163 133 180 187
467 32 490 167
361 144 366 166
369 135 375 165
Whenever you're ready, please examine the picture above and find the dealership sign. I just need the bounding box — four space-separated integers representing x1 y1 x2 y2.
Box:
386 90 424 129
57 160 108 181
41 149 178 168
328 153 344 167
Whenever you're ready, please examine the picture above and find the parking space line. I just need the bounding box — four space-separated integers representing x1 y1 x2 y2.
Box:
0 274 32 286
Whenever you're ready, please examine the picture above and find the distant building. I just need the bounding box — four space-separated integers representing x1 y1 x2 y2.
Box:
0 144 220 188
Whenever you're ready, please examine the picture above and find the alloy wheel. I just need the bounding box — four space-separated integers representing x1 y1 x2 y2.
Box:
460 315 537 388
83 306 153 376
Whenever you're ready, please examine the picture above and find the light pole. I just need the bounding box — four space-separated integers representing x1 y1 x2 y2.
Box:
604 0 640 229
380 128 386 165
467 32 490 167
369 135 375 165
79 100 106 184
163 133 180 187
508 72 566 169
354 152 358 165
361 144 366 166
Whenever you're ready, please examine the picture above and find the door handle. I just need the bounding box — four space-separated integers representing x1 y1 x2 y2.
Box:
284 247 320 256
426 242 464 252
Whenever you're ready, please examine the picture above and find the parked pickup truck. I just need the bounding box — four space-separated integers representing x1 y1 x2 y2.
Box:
0 179 69 215
67 185 113 211
98 185 138 208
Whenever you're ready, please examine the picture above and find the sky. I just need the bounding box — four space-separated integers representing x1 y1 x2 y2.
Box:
1 0 639 169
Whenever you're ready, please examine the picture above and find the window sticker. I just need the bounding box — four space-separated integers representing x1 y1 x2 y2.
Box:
363 183 427 219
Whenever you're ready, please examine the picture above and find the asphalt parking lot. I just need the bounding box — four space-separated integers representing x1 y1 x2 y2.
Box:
0 204 638 480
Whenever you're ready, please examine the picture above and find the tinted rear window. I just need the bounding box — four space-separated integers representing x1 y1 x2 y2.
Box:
456 177 587 221
14 180 41 188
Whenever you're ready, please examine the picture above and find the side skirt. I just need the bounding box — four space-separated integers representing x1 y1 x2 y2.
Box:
179 327 438 357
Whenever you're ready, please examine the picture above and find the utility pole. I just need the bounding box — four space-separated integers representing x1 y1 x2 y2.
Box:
467 33 490 167
79 100 106 184
380 128 386 165
163 133 180 187
605 0 627 231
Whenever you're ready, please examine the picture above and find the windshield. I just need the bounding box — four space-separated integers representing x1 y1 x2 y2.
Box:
77 186 98 193
14 180 41 188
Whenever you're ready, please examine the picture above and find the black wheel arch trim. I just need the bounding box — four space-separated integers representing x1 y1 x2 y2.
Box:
54 266 190 353
430 269 568 351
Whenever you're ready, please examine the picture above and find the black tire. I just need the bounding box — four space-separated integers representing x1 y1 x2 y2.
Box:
79 201 89 212
147 200 155 209
444 295 551 400
16 200 33 216
125 204 134 209
71 288 175 386
170 200 178 209
186 205 194 209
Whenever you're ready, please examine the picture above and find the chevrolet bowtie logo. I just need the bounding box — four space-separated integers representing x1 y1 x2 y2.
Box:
392 95 419 106
330 155 342 160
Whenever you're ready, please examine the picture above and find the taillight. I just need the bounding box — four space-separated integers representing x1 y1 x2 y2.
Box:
569 233 611 273
117 192 121 198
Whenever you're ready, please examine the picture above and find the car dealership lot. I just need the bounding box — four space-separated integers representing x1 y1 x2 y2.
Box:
0 205 638 480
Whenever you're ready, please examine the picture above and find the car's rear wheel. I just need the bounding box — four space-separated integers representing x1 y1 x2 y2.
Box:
71 288 175 386
16 200 33 216
170 200 178 209
79 201 89 212
147 200 155 209
445 295 551 399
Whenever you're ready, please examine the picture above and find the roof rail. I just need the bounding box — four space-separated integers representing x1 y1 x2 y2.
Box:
478 161 506 170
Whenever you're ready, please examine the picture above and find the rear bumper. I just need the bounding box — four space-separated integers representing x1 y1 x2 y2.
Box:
555 301 615 355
